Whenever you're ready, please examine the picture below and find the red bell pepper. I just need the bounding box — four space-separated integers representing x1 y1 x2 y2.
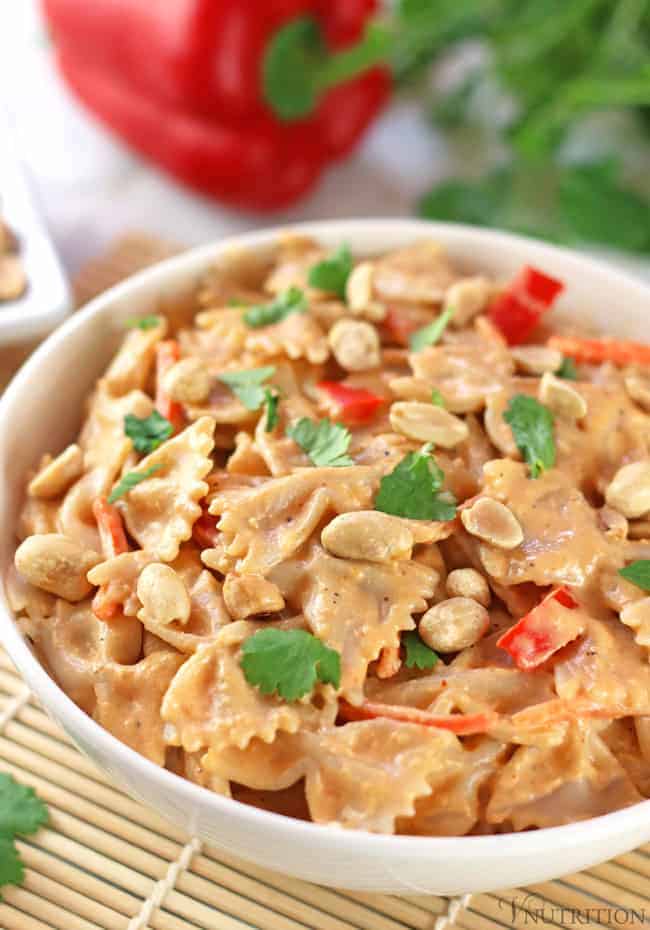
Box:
317 380 384 424
43 0 391 211
488 266 565 345
496 587 585 671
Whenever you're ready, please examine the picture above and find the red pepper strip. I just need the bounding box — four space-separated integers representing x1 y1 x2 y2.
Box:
488 265 565 346
496 587 584 671
317 381 384 424
548 335 650 368
193 511 220 550
155 341 184 431
339 700 495 735
92 496 129 621
92 497 128 559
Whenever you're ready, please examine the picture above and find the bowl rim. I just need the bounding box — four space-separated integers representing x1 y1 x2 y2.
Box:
2 217 650 858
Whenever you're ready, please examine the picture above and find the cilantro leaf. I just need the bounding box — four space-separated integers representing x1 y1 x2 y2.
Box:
124 315 161 331
556 356 577 380
263 388 280 432
308 244 353 300
218 366 276 411
402 631 440 670
244 288 306 328
619 561 650 592
0 774 48 837
375 444 457 521
409 306 454 351
286 417 353 467
241 628 341 701
503 394 556 479
108 464 163 504
0 837 23 898
431 389 446 407
124 411 173 454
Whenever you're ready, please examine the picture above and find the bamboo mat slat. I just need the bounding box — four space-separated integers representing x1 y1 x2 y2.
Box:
0 235 649 930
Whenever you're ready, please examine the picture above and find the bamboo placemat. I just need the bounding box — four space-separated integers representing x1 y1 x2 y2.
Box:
0 235 648 930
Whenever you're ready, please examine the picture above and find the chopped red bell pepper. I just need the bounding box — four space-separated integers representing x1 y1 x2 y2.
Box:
317 381 384 424
496 586 585 671
488 266 565 345
43 0 391 210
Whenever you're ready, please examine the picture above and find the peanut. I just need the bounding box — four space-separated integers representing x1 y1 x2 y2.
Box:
605 461 650 519
28 444 84 500
511 345 563 376
389 401 469 447
539 372 587 421
445 568 491 607
446 276 491 327
137 563 191 626
345 262 386 322
15 534 100 601
419 597 489 652
328 319 380 371
223 573 285 619
461 497 524 549
162 357 211 405
321 511 414 562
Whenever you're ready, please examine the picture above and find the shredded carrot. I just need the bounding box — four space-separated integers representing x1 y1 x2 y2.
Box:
548 335 650 367
376 647 401 679
339 700 495 735
155 340 184 429
93 497 128 559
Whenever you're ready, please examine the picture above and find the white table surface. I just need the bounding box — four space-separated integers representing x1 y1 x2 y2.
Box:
2 1 648 284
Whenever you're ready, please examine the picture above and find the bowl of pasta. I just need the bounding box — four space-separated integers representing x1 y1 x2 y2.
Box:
2 219 650 895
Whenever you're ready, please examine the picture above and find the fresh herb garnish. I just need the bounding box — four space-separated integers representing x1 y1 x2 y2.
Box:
243 287 306 328
124 410 173 454
0 774 48 899
124 315 161 331
409 306 454 352
263 388 280 432
108 465 163 504
556 356 578 380
308 244 353 300
619 561 650 592
503 394 556 479
241 628 341 701
218 366 276 410
403 630 440 670
431 388 446 407
286 417 353 467
375 444 457 521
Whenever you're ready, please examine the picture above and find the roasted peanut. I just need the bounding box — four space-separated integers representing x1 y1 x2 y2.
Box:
28 444 84 499
461 497 524 549
162 357 211 405
321 511 414 562
345 262 386 322
419 597 489 652
539 372 587 420
137 563 191 626
445 568 491 607
389 402 469 447
328 319 380 371
620 598 650 644
511 345 563 376
605 461 650 519
446 276 491 327
223 573 285 619
15 534 100 601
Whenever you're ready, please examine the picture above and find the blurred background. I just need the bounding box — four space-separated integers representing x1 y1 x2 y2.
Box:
2 0 650 277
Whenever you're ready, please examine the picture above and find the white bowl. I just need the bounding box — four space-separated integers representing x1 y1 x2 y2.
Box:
2 219 650 896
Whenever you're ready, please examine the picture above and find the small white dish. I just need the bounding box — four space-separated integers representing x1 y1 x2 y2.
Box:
1 219 649 895
0 114 71 345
